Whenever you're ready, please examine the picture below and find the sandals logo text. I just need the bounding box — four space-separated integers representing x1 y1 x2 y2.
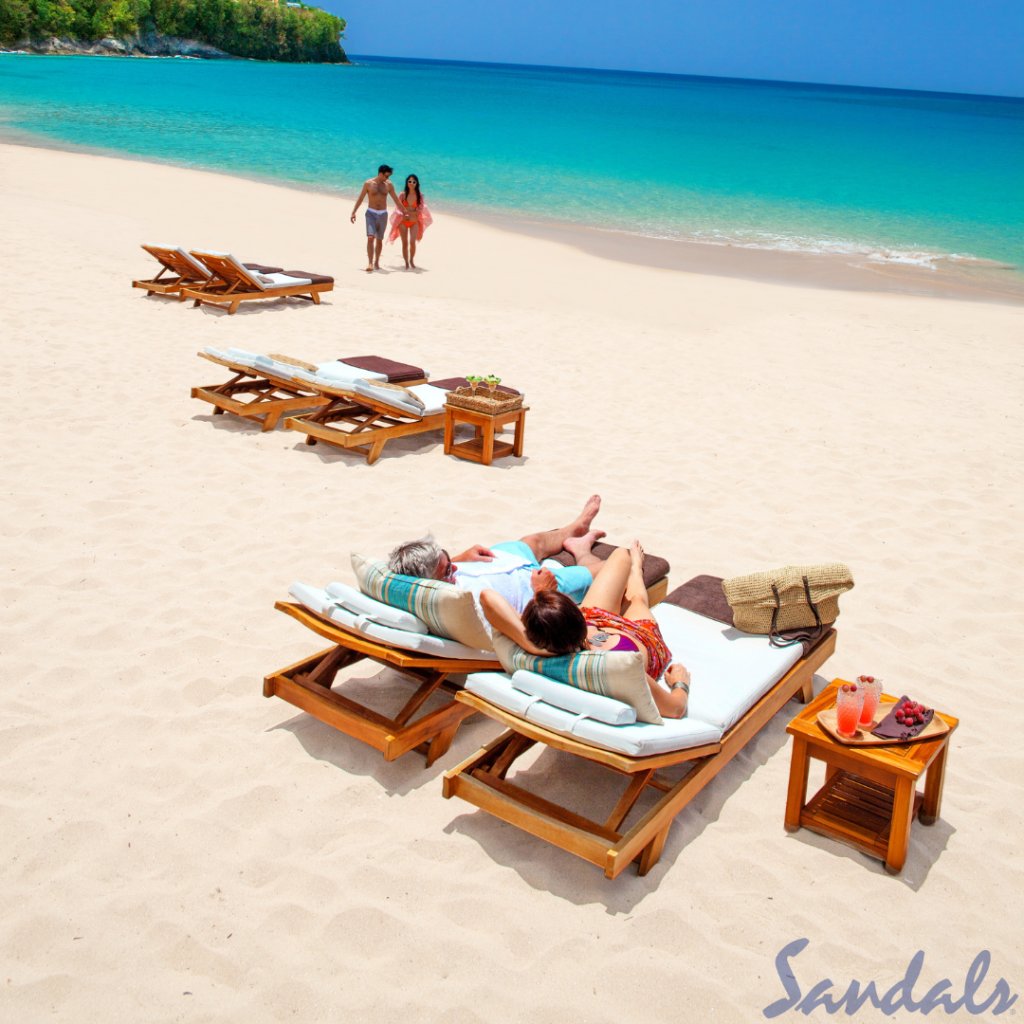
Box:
764 939 1018 1017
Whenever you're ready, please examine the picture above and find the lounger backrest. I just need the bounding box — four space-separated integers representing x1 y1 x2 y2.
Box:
142 244 212 280
190 250 266 291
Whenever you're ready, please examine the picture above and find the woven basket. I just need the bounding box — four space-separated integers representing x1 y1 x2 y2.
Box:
445 387 523 415
721 563 854 633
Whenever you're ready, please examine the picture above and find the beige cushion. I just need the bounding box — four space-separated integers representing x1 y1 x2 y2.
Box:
351 553 494 652
490 633 663 725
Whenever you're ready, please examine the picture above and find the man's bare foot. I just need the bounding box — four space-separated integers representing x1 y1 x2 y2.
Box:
410 259 416 268
568 494 602 538
564 529 605 561
365 265 374 273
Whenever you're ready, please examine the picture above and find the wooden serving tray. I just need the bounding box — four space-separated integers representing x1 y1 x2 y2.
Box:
817 698 951 746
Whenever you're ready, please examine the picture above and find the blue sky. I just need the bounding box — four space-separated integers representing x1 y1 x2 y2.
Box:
327 0 1024 97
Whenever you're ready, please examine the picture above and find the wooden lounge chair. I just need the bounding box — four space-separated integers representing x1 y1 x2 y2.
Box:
265 597 501 767
181 250 333 314
284 379 449 465
264 553 672 766
192 349 331 432
193 350 429 433
441 588 837 879
132 244 216 296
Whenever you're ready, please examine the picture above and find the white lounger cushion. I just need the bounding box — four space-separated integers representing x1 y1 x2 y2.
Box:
651 603 803 731
203 346 260 368
257 272 314 289
305 380 447 418
314 361 389 384
461 602 808 757
324 581 429 634
511 669 636 726
289 584 498 661
465 672 722 757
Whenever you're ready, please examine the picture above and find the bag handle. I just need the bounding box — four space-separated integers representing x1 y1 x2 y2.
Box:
769 575 824 648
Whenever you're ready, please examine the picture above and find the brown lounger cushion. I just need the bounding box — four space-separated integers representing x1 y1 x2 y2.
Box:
430 376 521 396
283 271 334 285
243 263 284 274
549 543 669 590
340 355 426 383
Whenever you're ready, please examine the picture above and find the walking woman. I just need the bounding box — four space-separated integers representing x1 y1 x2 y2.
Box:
388 173 433 269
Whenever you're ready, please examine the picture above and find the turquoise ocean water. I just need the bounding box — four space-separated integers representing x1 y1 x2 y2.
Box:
1 53 1023 273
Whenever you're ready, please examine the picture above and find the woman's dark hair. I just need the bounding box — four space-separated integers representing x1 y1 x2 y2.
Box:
522 590 588 656
404 174 422 207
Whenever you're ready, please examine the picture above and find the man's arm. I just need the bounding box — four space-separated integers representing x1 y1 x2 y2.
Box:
452 544 495 562
350 183 369 223
387 181 407 213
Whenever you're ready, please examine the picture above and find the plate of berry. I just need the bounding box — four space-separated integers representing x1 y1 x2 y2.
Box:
816 686 949 745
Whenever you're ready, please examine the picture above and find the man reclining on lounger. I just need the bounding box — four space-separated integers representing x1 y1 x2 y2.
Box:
387 495 610 613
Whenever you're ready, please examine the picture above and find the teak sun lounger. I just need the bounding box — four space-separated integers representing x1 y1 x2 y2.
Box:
181 250 334 314
192 349 330 432
441 592 837 879
265 553 671 766
284 380 449 465
264 600 501 767
132 244 215 295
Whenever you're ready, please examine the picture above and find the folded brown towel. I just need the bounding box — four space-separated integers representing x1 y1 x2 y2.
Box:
664 574 734 625
282 271 334 285
243 263 284 274
664 575 833 656
872 696 934 741
548 543 669 592
431 376 521 396
340 355 426 383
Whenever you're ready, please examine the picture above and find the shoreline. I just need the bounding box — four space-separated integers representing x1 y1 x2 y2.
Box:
1 128 1020 304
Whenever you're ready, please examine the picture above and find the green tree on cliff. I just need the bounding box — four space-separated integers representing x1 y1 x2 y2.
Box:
0 0 348 63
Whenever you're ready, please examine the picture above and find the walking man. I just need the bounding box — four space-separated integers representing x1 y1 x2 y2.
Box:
351 165 405 272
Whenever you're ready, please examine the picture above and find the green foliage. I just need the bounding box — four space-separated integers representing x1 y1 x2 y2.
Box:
0 0 348 62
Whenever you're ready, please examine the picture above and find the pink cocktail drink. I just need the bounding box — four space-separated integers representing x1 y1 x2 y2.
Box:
857 676 883 726
835 683 865 737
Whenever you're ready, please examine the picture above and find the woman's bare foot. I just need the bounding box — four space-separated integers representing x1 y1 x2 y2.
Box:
629 539 645 571
563 529 606 561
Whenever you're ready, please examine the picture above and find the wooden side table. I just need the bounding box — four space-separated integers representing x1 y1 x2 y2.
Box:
784 679 957 874
443 403 528 466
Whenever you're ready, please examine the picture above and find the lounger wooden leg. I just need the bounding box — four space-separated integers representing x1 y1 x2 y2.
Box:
213 406 225 415
424 722 461 768
799 670 814 703
605 769 655 833
305 436 317 446
311 292 321 304
261 410 282 432
637 825 670 876
228 300 241 315
366 439 387 465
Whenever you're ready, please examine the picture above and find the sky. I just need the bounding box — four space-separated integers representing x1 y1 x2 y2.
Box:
326 0 1024 98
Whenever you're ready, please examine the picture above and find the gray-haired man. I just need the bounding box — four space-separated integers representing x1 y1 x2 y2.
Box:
387 495 608 614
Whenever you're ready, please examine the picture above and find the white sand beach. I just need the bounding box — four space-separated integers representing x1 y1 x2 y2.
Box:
1 141 1022 1021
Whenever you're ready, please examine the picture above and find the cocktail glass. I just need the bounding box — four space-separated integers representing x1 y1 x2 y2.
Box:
835 684 866 737
858 678 884 726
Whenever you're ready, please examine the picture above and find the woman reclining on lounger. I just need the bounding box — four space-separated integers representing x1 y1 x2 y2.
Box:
480 541 691 719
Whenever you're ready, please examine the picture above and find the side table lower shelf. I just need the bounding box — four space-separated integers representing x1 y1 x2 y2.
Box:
797 770 925 863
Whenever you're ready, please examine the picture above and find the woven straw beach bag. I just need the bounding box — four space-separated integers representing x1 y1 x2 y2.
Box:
721 563 854 644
